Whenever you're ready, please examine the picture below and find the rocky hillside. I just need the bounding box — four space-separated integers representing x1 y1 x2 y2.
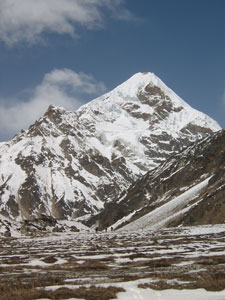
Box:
96 129 225 231
0 72 221 221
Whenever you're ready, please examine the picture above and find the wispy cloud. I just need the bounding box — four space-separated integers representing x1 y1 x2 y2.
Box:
0 0 135 46
0 69 107 140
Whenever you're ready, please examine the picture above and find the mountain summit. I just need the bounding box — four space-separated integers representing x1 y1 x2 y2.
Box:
0 73 221 221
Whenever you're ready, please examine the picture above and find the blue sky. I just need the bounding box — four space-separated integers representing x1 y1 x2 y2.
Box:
0 0 224 141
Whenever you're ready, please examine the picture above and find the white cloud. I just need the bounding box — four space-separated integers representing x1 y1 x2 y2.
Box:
0 0 135 46
0 69 107 140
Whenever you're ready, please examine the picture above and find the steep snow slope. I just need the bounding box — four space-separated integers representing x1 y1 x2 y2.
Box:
97 129 225 231
119 177 212 231
0 72 221 221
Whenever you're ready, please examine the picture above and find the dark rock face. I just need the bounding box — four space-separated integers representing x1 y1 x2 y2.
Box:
96 130 225 230
0 73 221 221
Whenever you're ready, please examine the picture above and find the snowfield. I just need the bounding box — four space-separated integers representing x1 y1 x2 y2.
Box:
115 286 225 300
1 224 225 299
37 286 225 300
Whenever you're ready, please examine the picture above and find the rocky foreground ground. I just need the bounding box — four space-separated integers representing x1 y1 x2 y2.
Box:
1 225 225 300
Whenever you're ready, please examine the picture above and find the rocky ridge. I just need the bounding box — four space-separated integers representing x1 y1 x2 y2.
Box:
96 129 225 231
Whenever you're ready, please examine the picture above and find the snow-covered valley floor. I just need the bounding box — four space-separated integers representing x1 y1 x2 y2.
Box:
1 225 225 300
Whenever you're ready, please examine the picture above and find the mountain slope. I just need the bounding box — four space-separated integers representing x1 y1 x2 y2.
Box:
97 129 225 231
0 72 221 221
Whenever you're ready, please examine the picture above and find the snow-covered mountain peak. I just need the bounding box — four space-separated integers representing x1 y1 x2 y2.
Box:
0 72 222 221
91 72 189 109
112 72 157 99
45 104 66 114
77 72 220 139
